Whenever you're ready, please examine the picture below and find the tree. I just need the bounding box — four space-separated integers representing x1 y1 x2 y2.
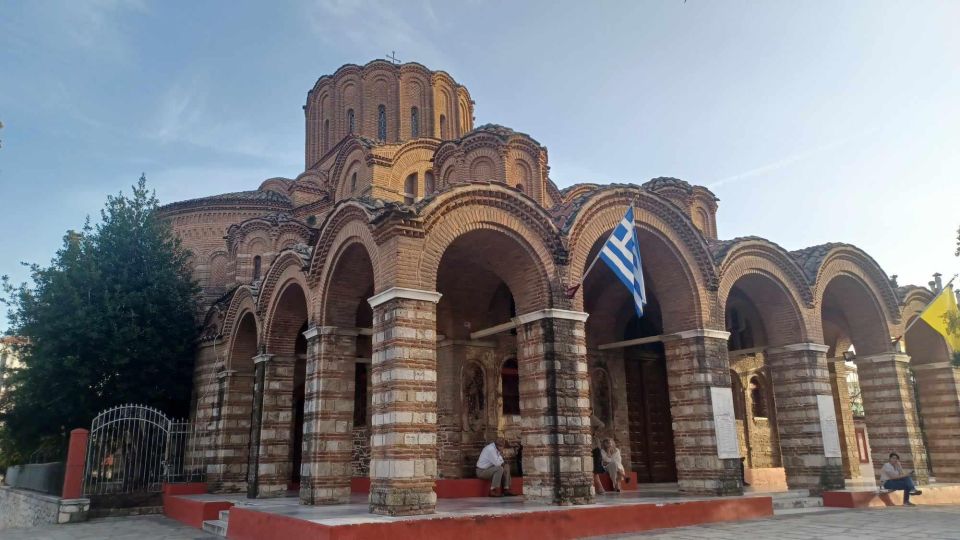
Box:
0 176 200 463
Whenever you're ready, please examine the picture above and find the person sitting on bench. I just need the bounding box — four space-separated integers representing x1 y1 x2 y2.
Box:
879 452 922 506
477 439 517 497
600 438 627 492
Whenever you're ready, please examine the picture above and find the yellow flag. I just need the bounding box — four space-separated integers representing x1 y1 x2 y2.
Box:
919 284 960 351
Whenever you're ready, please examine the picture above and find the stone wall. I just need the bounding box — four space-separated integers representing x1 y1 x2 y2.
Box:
0 486 89 530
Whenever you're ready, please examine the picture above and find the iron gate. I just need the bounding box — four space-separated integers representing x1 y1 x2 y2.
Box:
82 404 205 496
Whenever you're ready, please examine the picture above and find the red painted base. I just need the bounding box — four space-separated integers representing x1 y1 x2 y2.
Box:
163 483 233 528
823 484 960 508
351 476 526 498
224 496 772 540
597 471 640 492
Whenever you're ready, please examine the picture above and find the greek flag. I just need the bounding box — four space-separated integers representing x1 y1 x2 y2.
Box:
599 207 647 317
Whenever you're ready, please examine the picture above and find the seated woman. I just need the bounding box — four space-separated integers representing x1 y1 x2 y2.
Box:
600 438 627 492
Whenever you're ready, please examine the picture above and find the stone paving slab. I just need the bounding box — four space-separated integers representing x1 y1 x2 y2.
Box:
0 514 216 540
595 505 960 539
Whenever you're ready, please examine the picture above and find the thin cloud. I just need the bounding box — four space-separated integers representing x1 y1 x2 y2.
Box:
707 130 876 190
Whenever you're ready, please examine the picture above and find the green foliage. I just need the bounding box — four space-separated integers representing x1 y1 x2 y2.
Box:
0 175 200 463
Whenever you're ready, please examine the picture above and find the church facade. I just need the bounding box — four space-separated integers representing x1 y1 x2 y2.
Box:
158 60 960 516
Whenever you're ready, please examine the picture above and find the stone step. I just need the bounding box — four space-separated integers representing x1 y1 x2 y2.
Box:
772 496 823 510
219 510 230 522
202 519 228 537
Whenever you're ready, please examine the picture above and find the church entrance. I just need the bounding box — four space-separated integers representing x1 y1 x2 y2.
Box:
624 345 677 483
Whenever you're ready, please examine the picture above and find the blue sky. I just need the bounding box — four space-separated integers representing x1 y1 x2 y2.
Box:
1 0 959 331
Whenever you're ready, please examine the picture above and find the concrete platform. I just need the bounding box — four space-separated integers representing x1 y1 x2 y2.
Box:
167 486 773 540
823 483 960 508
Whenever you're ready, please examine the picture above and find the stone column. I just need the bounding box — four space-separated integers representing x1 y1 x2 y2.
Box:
514 309 594 505
856 352 930 484
212 369 256 492
366 287 441 516
300 326 357 505
912 362 960 482
662 330 742 496
255 355 296 498
246 353 270 498
827 359 862 480
766 343 845 493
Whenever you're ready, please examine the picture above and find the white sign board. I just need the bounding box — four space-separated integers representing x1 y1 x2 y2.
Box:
710 386 741 459
817 394 843 458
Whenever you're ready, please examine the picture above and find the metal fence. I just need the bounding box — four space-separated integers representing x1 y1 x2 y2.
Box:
82 404 205 497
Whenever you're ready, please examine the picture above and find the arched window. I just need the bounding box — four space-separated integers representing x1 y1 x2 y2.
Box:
403 173 417 204
252 255 262 281
323 119 329 151
377 105 387 141
439 114 447 139
347 109 355 133
501 359 520 415
750 376 767 418
410 107 419 138
350 172 357 193
424 171 435 195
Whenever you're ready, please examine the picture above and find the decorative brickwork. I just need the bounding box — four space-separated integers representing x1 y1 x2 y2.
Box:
515 312 594 504
766 344 844 493
827 359 862 480
256 355 296 497
367 290 441 516
300 327 357 504
662 332 742 496
856 353 930 484
912 363 960 482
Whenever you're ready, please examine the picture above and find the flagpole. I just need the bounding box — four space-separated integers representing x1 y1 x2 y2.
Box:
899 273 958 339
564 204 638 299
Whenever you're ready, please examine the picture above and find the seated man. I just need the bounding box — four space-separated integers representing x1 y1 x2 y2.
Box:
879 452 922 506
476 439 517 497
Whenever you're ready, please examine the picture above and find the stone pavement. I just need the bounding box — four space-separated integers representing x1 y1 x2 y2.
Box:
2 506 960 539
597 506 960 539
0 514 215 539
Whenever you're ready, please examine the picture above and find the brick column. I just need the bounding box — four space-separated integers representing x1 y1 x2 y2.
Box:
912 362 960 481
514 309 594 505
246 354 270 498
255 355 296 497
827 359 862 480
211 369 255 492
367 287 441 516
300 326 357 505
662 330 742 496
766 343 844 493
856 353 930 484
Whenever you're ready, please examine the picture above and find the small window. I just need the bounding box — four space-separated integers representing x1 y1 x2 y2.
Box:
350 172 357 193
377 105 387 141
750 376 767 418
424 171 435 195
252 255 262 281
439 114 447 139
347 109 355 133
501 359 520 415
410 107 419 138
403 173 417 204
323 119 330 150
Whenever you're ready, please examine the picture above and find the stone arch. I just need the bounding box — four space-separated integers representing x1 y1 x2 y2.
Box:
416 185 561 313
566 187 717 333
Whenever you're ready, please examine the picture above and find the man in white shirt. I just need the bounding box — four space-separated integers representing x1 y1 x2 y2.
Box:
476 439 516 497
879 452 922 506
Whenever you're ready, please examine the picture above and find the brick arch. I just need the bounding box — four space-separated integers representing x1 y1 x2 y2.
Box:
307 202 381 291
566 188 717 332
385 139 439 195
717 242 815 347
258 252 312 350
221 287 260 348
813 248 900 356
261 275 311 357
227 308 260 375
416 185 561 313
318 239 377 328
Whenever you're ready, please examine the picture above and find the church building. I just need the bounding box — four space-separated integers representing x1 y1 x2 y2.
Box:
157 59 960 516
